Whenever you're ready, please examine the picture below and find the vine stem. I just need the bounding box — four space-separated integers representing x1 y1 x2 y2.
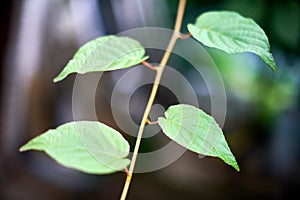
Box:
120 0 187 199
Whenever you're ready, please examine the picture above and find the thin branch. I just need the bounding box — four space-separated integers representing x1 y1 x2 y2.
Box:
120 1 187 199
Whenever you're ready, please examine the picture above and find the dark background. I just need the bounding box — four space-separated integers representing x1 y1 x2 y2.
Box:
1 0 299 199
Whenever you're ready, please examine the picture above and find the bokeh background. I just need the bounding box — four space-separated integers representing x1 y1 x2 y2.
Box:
1 0 300 199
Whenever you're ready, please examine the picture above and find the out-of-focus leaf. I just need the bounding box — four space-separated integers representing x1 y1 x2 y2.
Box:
188 11 277 71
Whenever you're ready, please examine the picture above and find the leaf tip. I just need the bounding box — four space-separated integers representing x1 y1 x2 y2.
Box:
271 66 277 73
53 69 70 83
19 145 28 152
266 62 277 73
53 77 60 83
53 73 66 82
227 157 240 172
267 59 277 72
234 164 240 172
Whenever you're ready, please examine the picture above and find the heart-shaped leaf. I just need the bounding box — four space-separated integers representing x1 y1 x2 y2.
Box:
20 121 130 174
188 11 277 71
158 104 239 171
54 36 148 82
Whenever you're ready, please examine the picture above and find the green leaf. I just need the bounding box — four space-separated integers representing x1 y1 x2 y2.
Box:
158 104 239 171
54 36 148 82
20 121 130 174
187 11 277 71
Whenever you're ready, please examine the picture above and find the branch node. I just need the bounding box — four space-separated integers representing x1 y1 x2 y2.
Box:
124 167 130 177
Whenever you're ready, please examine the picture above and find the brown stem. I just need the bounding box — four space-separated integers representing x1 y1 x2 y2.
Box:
120 1 187 199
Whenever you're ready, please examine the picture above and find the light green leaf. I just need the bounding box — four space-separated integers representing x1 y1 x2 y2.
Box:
187 11 277 71
20 121 130 174
54 36 148 82
158 104 239 171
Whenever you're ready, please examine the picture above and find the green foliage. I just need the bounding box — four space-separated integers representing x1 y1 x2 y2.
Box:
20 121 130 174
158 104 239 171
54 36 148 82
20 7 279 196
188 11 277 71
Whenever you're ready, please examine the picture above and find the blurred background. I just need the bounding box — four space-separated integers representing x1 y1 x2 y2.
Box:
1 0 300 199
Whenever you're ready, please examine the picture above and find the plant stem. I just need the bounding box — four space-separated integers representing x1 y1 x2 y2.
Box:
120 0 187 199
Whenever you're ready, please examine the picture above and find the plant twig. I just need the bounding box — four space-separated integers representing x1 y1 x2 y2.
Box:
120 0 187 199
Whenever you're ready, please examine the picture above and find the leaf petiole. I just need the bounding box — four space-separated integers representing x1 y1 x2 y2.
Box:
142 61 157 71
146 118 158 125
178 32 192 39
